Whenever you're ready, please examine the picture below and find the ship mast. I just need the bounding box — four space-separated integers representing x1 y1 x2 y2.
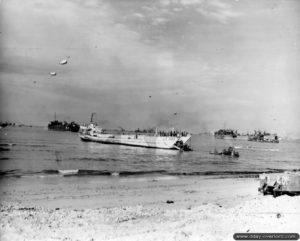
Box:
90 112 96 124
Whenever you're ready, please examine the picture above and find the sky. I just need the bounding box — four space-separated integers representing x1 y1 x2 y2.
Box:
0 0 299 136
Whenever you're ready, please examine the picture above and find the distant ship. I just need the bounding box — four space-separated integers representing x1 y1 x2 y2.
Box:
214 129 238 139
48 113 80 132
79 124 192 151
248 131 279 143
48 120 69 131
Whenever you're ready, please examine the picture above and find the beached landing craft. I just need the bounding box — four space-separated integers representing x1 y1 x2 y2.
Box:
79 124 192 151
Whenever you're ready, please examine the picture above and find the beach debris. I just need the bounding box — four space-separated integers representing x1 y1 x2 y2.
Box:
33 81 37 84
166 200 174 204
49 72 57 76
277 213 281 218
18 207 36 211
59 59 68 65
258 171 300 197
149 95 151 98
216 203 222 208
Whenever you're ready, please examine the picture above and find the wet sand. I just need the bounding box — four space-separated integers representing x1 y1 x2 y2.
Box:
0 176 299 240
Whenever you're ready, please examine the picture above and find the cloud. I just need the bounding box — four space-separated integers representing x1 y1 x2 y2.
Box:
133 13 145 19
158 0 242 24
151 17 169 26
196 1 242 24
1 0 299 134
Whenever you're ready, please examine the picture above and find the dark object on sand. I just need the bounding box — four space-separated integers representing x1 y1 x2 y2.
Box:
258 171 300 197
210 146 239 157
166 200 174 204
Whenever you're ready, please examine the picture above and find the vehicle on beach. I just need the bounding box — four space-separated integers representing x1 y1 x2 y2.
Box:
79 124 192 151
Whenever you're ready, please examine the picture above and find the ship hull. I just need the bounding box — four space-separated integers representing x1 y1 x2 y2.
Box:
80 134 191 150
214 134 237 140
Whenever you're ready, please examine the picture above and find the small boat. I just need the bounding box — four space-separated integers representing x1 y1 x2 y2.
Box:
79 124 192 151
68 121 80 132
210 147 239 157
248 131 279 143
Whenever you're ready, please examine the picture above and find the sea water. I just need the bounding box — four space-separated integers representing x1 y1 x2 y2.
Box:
0 126 299 179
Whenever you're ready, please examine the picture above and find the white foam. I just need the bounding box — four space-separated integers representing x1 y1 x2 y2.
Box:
58 170 79 175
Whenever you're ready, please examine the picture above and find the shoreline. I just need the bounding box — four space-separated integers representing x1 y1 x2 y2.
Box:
1 175 299 240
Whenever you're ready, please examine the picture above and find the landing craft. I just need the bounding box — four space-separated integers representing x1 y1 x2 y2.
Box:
80 124 192 151
59 59 68 65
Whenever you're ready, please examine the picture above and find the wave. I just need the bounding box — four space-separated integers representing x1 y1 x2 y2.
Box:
0 147 11 152
168 169 293 177
0 157 10 160
0 168 298 178
239 146 279 152
22 144 49 148
40 169 112 176
0 169 21 177
69 157 121 162
0 143 16 147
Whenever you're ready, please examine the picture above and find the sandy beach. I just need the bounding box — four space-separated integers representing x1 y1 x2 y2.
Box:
0 175 299 241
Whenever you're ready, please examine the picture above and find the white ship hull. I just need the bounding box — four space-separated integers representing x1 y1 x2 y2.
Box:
80 133 191 150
